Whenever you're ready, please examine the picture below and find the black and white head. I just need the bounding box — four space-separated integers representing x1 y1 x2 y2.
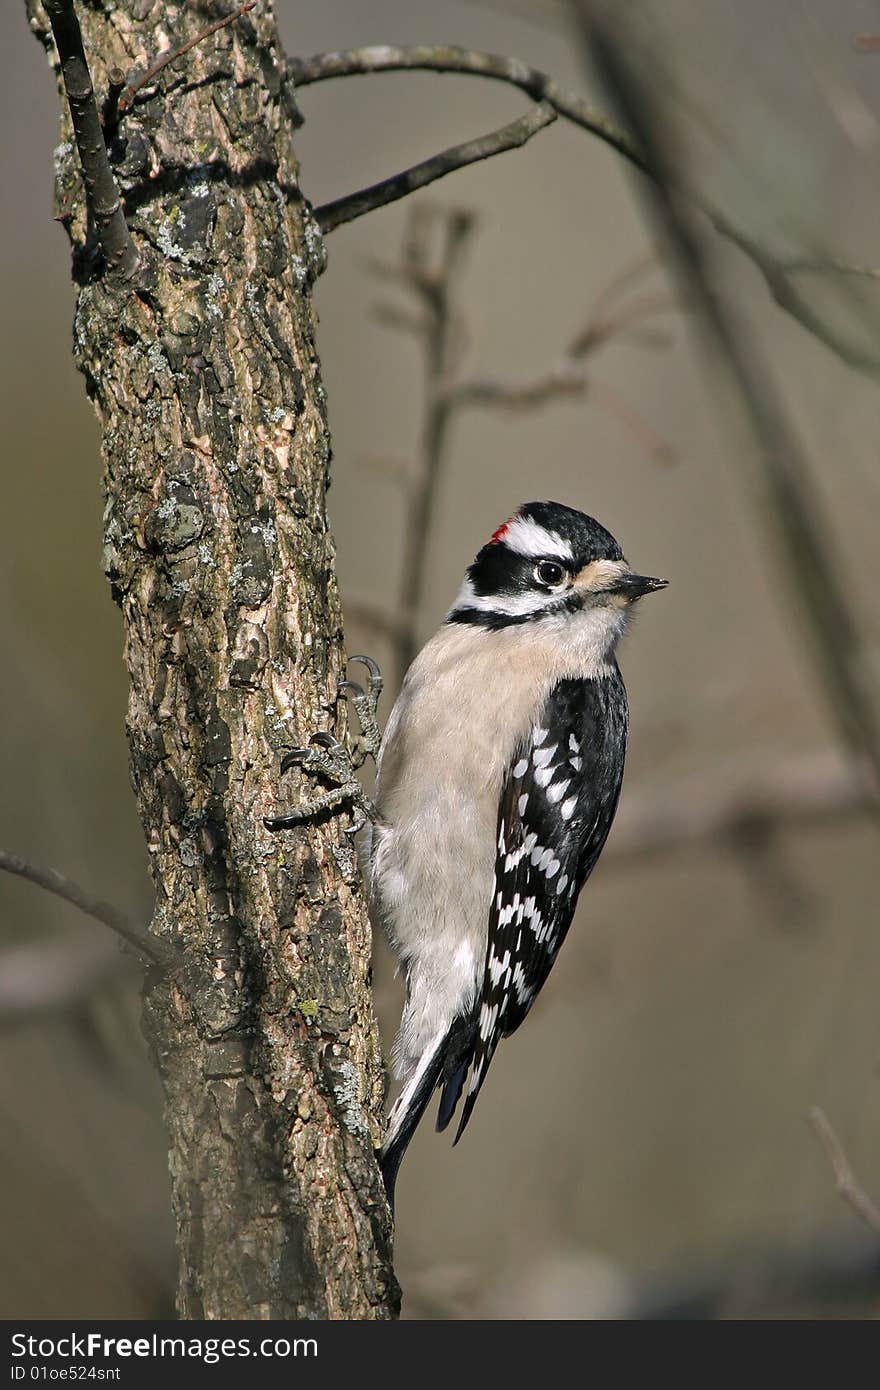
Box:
448 500 667 654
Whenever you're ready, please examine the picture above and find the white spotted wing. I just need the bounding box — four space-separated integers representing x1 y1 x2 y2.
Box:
453 672 628 1140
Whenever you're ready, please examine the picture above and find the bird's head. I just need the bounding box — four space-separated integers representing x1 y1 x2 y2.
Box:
447 500 667 654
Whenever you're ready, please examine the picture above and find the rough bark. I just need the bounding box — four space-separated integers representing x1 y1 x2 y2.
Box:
25 0 398 1319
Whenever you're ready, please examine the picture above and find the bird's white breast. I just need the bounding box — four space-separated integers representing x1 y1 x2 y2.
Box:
370 607 627 1075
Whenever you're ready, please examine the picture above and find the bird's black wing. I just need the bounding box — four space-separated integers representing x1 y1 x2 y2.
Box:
444 670 628 1141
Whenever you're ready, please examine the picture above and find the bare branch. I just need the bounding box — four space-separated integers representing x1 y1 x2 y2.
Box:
43 0 137 276
390 210 480 676
445 270 674 441
0 848 164 965
291 42 880 374
289 44 644 172
808 1107 880 1238
579 9 880 802
315 103 557 233
117 1 257 114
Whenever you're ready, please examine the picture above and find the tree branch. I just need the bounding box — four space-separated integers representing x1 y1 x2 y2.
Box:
808 1107 880 1238
0 848 164 964
315 103 557 233
43 0 137 276
291 42 880 374
290 44 643 172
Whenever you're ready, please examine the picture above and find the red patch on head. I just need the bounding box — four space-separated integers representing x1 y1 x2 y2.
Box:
489 519 512 544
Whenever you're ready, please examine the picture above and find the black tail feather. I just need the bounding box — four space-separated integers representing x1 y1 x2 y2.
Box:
436 1059 469 1133
379 1012 478 1207
436 1013 478 1133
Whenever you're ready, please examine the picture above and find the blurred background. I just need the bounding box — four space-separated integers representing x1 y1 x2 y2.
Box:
2 0 879 1319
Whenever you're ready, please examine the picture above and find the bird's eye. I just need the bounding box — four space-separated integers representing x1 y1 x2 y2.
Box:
535 560 566 588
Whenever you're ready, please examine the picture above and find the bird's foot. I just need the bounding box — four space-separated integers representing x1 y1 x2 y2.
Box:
263 656 383 838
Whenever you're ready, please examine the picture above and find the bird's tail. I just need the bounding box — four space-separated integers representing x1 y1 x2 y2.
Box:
379 1012 477 1206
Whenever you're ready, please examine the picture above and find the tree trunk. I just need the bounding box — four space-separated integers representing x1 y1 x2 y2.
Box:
26 0 398 1319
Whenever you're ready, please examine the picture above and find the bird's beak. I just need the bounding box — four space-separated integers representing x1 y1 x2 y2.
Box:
610 572 669 601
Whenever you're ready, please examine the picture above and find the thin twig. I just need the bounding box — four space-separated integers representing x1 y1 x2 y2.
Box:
447 361 587 410
0 848 165 965
315 103 557 233
569 292 674 357
587 250 658 324
579 8 880 802
43 0 137 276
705 209 880 375
117 2 257 114
808 1107 880 1238
291 42 880 374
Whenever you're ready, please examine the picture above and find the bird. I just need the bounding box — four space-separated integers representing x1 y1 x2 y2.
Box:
369 500 667 1202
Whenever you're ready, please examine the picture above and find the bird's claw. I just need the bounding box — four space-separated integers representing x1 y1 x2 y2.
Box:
349 653 383 693
279 746 312 775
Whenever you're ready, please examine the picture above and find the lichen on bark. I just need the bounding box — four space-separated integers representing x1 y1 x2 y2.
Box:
26 0 397 1319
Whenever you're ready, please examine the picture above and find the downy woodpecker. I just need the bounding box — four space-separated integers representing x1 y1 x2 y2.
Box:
267 501 667 1203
